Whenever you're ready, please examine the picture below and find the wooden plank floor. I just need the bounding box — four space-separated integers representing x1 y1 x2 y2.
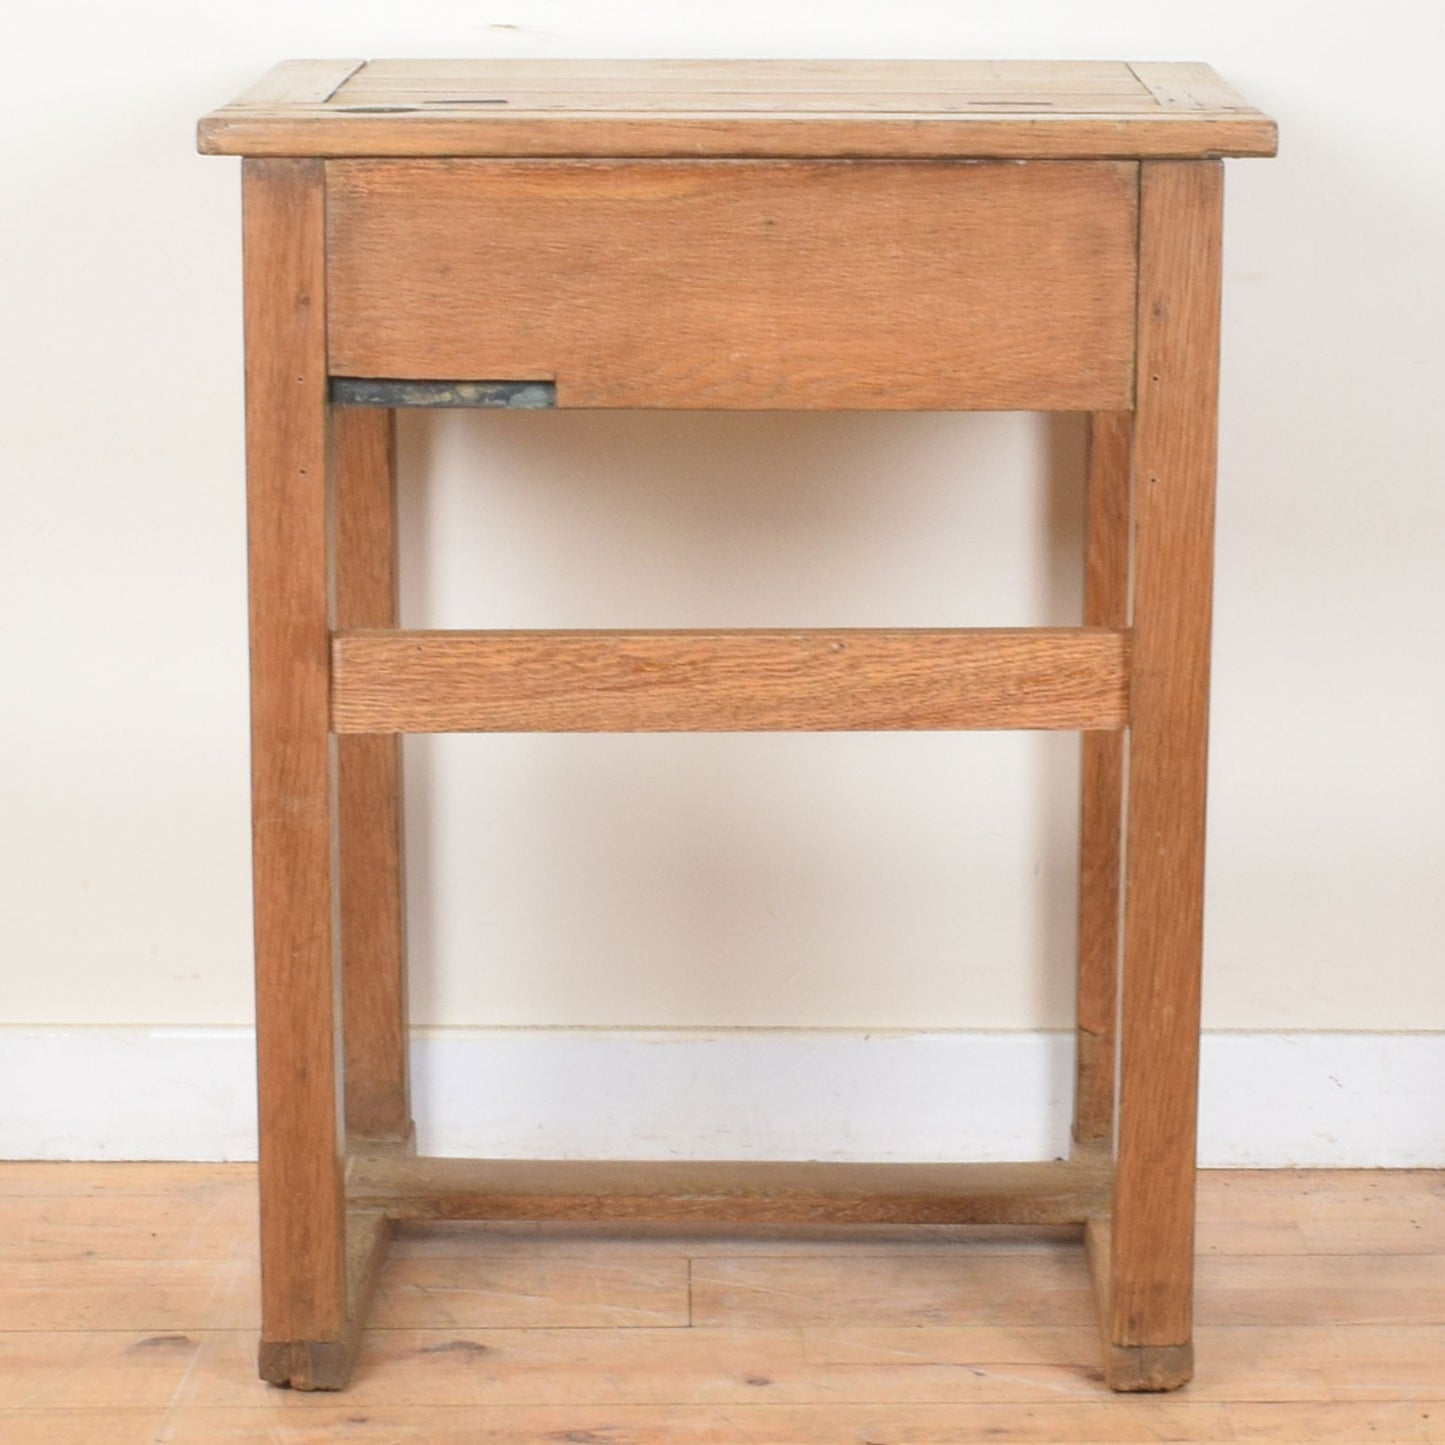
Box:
0 1165 1441 1442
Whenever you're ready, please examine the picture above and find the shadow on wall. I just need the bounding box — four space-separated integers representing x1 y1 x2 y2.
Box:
394 409 1089 1032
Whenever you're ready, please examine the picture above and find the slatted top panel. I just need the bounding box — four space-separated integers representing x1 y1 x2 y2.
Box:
197 60 1277 159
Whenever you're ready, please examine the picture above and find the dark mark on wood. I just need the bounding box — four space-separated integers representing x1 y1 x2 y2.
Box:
330 378 556 409
421 1339 491 1356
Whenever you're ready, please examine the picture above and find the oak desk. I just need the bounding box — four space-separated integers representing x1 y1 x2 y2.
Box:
198 59 1276 1392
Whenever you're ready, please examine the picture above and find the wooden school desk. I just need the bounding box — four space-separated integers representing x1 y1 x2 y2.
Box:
197 59 1276 1392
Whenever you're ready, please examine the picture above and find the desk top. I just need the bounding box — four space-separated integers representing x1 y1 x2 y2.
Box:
198 60 1276 160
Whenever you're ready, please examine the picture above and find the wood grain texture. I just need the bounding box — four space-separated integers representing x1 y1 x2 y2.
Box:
348 1157 1112 1226
338 90 1164 111
223 59 364 110
196 59 1278 159
3 1163 1442 1434
687 1252 1093 1330
325 159 1138 411
15 1404 1445 1444
1086 1216 1194 1390
172 1320 1445 1405
330 627 1131 734
1085 1213 1111 1329
1110 161 1224 1355
386 1221 1087 1259
204 113 1279 161
330 59 1162 93
0 1258 256 1333
257 1209 391 1390
332 408 411 1147
240 157 347 1355
368 1256 692 1330
1128 63 1264 116
1073 412 1133 1146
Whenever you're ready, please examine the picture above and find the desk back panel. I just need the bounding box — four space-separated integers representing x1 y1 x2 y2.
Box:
325 159 1138 411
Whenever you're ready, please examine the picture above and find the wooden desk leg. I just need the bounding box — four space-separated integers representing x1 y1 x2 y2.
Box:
244 159 387 1390
335 407 414 1152
1101 159 1223 1392
1074 412 1131 1150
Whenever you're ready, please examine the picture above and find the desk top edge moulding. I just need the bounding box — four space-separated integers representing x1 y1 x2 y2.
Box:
199 59 1275 1395
198 58 1277 159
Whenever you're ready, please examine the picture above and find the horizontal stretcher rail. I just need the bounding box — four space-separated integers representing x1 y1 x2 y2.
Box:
330 626 1130 734
347 1156 1113 1226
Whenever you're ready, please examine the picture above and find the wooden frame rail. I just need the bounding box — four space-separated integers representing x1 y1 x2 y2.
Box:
331 626 1131 734
347 1155 1113 1226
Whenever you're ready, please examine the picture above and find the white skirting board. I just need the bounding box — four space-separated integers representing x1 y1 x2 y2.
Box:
3 1028 1441 1166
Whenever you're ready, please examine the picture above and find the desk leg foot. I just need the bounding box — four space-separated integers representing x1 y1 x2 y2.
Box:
258 1339 352 1392
1085 1214 1194 1392
258 1209 392 1391
1104 1342 1194 1393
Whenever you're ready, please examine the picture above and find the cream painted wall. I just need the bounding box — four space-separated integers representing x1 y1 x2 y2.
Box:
3 2 1442 1034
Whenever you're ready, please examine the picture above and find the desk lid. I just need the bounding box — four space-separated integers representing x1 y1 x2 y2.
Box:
198 59 1276 160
